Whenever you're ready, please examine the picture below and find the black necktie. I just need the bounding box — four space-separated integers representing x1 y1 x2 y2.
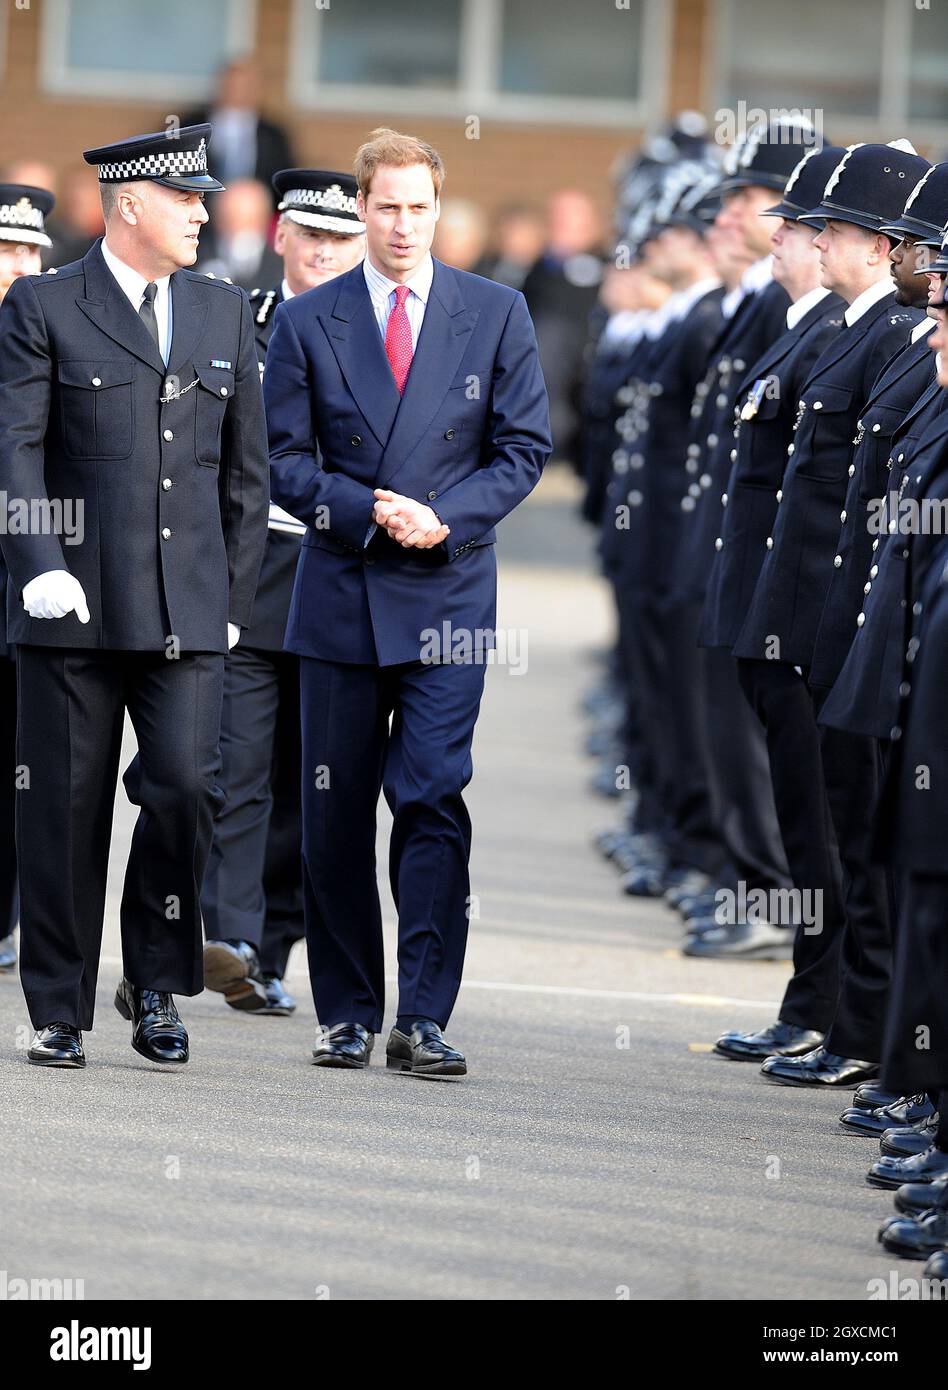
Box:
139 282 160 355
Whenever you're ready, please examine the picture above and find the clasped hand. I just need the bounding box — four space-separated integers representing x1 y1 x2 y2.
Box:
372 489 450 549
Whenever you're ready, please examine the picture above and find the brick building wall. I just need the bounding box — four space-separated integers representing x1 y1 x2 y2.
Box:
0 0 707 218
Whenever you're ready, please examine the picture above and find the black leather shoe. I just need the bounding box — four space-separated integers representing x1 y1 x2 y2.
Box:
715 1020 824 1061
312 1022 374 1068
114 979 188 1064
203 939 270 1012
840 1093 935 1135
894 1180 948 1217
260 975 296 1016
867 1145 948 1189
852 1081 902 1111
684 920 793 960
622 863 666 896
881 1121 938 1158
386 1020 466 1078
0 933 16 971
923 1251 948 1283
880 1209 948 1260
27 1023 85 1067
761 1045 879 1087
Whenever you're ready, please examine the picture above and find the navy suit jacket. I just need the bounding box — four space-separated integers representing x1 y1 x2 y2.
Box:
264 258 551 665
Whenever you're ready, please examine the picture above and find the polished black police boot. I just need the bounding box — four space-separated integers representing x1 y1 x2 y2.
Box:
114 978 189 1064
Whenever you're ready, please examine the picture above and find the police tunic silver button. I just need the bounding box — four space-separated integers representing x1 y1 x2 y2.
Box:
161 527 172 540
91 376 101 387
899 682 911 698
848 464 855 477
689 483 701 498
776 489 782 502
699 473 711 488
707 433 718 447
714 537 723 551
220 387 228 397
813 401 823 410
840 510 847 523
834 555 842 568
162 478 172 491
870 565 878 579
872 539 880 550
872 423 881 433
890 726 902 741
721 493 728 506
730 449 737 462
864 581 872 594
163 429 173 442
765 537 773 549
897 453 904 463
716 393 727 408
913 601 923 616
787 444 795 455
856 612 865 626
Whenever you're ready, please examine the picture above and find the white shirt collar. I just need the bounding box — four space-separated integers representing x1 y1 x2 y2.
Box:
785 285 831 331
912 316 936 344
281 277 295 302
101 238 171 305
363 251 434 307
844 277 893 327
601 309 645 347
721 284 745 320
666 276 721 323
740 255 774 295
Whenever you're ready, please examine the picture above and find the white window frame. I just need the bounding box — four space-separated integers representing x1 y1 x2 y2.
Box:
287 0 670 129
39 0 257 102
709 0 948 142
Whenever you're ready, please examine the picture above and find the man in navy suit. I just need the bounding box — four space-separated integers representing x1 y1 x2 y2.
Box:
264 128 551 1076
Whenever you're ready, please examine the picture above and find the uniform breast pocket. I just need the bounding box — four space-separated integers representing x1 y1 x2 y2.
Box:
797 383 854 482
57 360 135 460
193 365 235 466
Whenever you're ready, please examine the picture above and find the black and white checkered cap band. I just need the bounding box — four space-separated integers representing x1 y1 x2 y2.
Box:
96 139 208 183
280 184 358 215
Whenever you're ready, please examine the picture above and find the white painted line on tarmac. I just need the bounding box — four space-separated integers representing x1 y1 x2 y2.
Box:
96 956 779 1010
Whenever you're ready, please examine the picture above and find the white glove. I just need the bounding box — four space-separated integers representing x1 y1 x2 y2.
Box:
227 622 240 650
22 570 90 622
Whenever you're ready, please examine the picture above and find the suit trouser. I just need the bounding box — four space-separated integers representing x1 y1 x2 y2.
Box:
201 644 303 978
697 645 791 894
299 654 486 1032
0 653 18 939
16 646 224 1031
812 688 893 1061
736 658 845 1031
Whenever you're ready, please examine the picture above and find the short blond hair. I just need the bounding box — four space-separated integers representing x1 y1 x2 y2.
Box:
353 127 445 201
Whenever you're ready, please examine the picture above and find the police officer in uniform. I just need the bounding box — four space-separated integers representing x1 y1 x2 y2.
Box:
702 144 849 1051
0 184 55 976
0 126 269 1067
733 141 930 1087
202 171 365 1015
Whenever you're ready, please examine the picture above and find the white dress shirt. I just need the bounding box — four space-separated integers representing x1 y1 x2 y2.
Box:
844 276 895 327
101 239 172 365
785 285 831 331
363 252 433 351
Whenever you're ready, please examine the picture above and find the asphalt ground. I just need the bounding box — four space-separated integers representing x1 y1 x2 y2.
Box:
0 467 922 1300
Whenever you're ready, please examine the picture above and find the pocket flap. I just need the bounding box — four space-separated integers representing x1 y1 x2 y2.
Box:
805 383 853 413
194 364 236 398
57 360 136 390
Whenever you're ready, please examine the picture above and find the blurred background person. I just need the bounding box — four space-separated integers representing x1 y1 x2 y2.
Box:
476 204 545 289
522 188 605 466
197 177 282 289
432 198 488 271
184 56 294 205
45 164 105 264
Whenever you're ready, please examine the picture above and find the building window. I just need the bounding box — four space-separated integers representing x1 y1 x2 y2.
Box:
316 0 463 90
289 0 667 127
715 0 948 134
40 0 256 100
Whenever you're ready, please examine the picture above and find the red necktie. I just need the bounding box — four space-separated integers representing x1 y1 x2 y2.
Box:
385 284 413 395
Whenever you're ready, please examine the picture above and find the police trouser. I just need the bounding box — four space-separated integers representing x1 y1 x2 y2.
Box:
0 652 18 941
16 646 224 1030
736 658 845 1032
882 871 948 1101
813 686 895 1062
201 644 304 979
